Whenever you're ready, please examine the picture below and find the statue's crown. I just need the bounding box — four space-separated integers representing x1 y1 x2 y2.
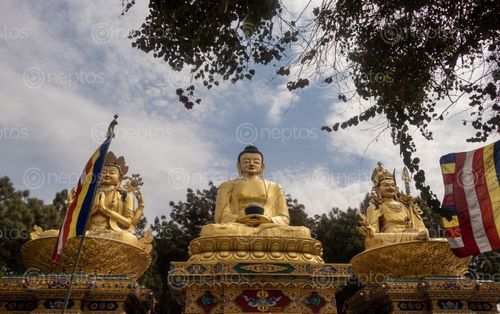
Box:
371 162 393 186
104 151 128 176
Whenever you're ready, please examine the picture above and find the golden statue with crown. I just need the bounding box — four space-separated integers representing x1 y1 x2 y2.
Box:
351 162 470 283
22 151 152 279
82 152 145 243
344 163 498 312
357 162 429 249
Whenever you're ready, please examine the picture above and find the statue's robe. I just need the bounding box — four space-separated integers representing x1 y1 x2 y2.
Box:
200 178 310 237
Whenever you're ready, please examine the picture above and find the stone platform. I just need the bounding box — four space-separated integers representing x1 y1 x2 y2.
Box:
0 273 155 313
168 261 352 313
344 277 500 314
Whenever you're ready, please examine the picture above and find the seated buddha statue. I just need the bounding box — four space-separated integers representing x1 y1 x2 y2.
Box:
357 162 429 249
200 145 311 238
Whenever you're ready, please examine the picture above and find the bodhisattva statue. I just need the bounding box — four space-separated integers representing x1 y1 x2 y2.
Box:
200 145 310 238
24 151 152 278
351 162 470 282
72 152 146 244
357 162 429 249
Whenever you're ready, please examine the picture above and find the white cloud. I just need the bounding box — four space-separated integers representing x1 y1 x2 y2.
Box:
0 0 226 223
270 166 372 215
323 91 499 204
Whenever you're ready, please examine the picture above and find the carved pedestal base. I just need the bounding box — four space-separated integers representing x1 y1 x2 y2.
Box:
0 273 156 313
22 234 152 280
344 277 500 314
351 239 471 284
188 236 324 263
168 261 352 313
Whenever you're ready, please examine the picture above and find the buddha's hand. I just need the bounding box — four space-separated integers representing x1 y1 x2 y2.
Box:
357 225 376 238
417 229 429 241
236 214 272 226
357 213 375 237
92 192 106 214
100 207 112 217
133 189 144 204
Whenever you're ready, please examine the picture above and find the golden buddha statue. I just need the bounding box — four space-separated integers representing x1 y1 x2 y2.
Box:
200 145 310 238
357 162 429 249
191 145 322 263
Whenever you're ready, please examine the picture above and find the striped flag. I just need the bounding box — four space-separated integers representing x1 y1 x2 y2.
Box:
52 120 115 264
440 140 500 257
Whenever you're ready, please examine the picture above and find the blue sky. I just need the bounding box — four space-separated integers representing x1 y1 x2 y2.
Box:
0 0 495 222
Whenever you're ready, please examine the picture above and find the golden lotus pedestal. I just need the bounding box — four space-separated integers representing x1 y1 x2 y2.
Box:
0 233 155 313
188 236 324 264
350 239 471 283
345 239 500 313
169 235 351 313
21 234 152 280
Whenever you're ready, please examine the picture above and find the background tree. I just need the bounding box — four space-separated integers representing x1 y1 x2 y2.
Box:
312 207 364 263
359 193 371 214
0 176 65 273
287 194 312 228
126 0 499 216
470 250 500 280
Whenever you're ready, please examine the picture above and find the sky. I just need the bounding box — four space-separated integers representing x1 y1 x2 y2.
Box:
0 0 496 224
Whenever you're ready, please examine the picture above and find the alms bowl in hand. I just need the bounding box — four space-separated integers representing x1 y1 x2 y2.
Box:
245 204 265 215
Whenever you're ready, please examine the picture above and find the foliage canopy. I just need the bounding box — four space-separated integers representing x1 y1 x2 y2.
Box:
126 0 499 216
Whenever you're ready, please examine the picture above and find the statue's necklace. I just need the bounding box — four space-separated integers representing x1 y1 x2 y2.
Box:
385 202 404 212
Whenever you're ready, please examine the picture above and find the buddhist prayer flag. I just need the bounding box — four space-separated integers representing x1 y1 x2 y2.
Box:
52 122 115 264
440 140 500 257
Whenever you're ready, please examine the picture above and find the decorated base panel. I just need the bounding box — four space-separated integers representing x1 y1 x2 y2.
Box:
169 261 352 313
344 277 500 314
0 273 155 313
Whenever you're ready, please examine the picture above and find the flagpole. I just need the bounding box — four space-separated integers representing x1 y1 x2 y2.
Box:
60 115 118 314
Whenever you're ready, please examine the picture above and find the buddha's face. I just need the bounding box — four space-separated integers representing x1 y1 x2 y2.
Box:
378 178 396 199
237 153 265 176
100 165 121 186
